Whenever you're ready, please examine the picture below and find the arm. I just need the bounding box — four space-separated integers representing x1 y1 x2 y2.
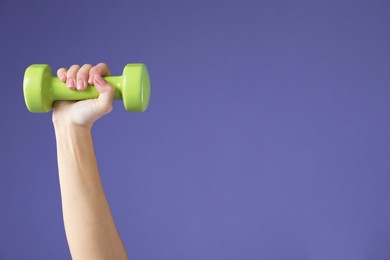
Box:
53 63 128 260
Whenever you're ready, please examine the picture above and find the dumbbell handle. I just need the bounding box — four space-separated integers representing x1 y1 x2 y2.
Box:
51 76 123 100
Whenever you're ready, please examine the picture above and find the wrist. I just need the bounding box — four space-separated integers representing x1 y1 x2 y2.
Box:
53 120 93 135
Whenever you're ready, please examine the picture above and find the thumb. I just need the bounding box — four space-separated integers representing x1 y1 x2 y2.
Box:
93 74 115 115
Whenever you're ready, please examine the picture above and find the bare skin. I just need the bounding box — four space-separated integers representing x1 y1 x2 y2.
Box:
53 63 128 260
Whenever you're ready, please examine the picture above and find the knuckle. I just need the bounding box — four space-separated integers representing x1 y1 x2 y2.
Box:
69 64 80 71
77 67 90 80
67 65 80 77
57 68 67 79
89 66 98 75
97 62 107 68
82 63 93 68
96 62 110 75
57 68 66 74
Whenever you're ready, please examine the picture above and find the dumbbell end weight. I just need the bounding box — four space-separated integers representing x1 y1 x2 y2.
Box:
23 64 151 113
23 64 53 113
121 64 150 112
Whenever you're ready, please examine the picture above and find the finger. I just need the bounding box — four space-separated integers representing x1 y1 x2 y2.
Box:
66 64 80 90
76 64 93 91
88 62 111 84
93 74 115 115
57 68 68 82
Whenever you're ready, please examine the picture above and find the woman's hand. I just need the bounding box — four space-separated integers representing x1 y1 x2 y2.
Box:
52 63 115 129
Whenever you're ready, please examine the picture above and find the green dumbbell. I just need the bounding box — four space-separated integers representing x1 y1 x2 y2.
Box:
23 63 150 113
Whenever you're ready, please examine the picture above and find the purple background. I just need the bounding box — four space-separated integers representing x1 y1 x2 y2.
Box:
1 0 390 259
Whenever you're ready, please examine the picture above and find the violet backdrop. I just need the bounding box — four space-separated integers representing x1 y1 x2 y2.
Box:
1 0 390 259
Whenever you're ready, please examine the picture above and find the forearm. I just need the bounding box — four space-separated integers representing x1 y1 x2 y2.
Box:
54 124 127 260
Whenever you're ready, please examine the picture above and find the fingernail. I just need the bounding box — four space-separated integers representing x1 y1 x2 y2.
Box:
94 75 105 85
59 73 66 81
89 75 94 84
68 78 75 89
77 79 83 90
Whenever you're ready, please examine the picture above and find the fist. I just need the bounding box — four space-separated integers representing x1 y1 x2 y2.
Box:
52 63 115 128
